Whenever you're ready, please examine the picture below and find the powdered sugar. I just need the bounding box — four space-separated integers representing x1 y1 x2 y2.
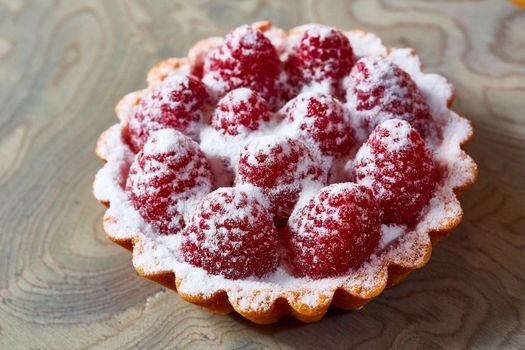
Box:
126 129 212 234
284 24 354 97
378 119 413 151
379 224 406 249
94 25 476 315
180 185 279 279
211 87 272 136
126 75 211 152
236 136 327 219
281 91 356 156
202 25 281 108
343 56 432 140
354 119 438 224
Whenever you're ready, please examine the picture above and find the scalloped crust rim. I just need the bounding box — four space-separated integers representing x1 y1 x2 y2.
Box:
93 23 478 324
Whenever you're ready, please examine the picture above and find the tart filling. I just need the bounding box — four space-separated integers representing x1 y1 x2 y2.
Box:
94 22 476 323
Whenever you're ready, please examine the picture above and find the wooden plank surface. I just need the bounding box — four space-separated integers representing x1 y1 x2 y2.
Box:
0 0 524 349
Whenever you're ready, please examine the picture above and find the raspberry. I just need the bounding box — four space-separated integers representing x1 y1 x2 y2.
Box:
286 183 380 279
285 25 354 95
283 92 355 156
202 25 282 109
236 137 327 221
354 119 438 224
211 88 271 136
181 187 279 279
344 57 431 134
126 75 211 153
126 129 212 234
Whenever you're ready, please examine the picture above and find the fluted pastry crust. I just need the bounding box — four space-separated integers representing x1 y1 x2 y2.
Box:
93 21 477 324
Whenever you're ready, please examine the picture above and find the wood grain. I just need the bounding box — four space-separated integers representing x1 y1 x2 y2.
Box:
0 0 523 348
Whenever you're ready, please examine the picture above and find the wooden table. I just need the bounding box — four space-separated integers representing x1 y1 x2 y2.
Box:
1 1 524 348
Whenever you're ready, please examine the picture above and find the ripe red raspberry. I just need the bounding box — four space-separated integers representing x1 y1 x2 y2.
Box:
283 92 355 156
354 119 438 224
286 183 380 279
126 75 211 153
210 88 271 136
344 57 431 134
181 187 279 279
126 129 212 234
202 25 282 109
236 137 327 221
285 25 354 95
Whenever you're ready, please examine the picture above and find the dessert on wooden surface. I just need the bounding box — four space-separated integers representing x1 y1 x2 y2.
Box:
94 20 477 324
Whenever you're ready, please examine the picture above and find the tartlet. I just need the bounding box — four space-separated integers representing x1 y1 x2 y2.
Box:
93 21 477 324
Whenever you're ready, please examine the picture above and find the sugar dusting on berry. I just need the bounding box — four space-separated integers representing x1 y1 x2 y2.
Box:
202 25 282 109
126 75 211 152
211 88 272 136
354 119 438 224
236 136 327 220
126 129 212 234
375 118 412 151
181 185 278 279
94 26 476 312
287 183 380 278
284 25 354 97
344 56 432 140
282 91 356 156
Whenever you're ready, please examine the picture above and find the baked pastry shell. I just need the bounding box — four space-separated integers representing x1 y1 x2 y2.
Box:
93 23 477 324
